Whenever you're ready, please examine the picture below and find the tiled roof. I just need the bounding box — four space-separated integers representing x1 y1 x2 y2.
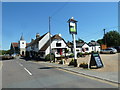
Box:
12 42 18 47
40 34 68 51
27 32 48 47
26 43 29 45
11 42 30 48
67 42 73 48
67 19 77 22
51 34 63 40
76 42 86 48
88 41 100 46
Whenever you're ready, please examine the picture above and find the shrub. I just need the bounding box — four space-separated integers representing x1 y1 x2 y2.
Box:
65 49 69 53
77 53 83 57
79 62 88 68
68 59 74 66
69 53 74 58
84 52 89 55
45 54 55 61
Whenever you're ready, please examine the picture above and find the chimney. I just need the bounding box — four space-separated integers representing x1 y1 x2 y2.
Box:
31 38 34 42
36 33 40 38
58 34 61 37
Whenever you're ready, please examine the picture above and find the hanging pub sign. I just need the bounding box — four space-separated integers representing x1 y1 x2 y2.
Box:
67 17 77 34
89 53 104 69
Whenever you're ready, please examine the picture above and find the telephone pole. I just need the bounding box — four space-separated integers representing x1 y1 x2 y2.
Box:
49 16 52 62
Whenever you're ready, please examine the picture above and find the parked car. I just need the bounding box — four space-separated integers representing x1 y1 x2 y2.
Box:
11 53 17 58
100 48 117 54
114 46 120 53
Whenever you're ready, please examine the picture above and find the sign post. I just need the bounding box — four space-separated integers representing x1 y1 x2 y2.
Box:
89 52 104 69
67 17 78 67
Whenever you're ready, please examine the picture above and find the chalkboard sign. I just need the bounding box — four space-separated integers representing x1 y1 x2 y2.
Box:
89 53 104 69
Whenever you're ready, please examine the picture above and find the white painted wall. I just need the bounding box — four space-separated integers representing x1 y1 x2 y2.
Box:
51 39 67 48
95 46 101 52
45 39 69 57
75 44 101 53
39 33 50 50
89 46 93 52
89 46 101 52
19 40 26 49
82 44 91 53
76 43 90 53
26 33 50 52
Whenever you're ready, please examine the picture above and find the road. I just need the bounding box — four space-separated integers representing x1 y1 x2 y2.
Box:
2 58 118 88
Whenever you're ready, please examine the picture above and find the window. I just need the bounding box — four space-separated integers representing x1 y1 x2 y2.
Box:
56 43 61 47
22 42 24 44
85 48 89 51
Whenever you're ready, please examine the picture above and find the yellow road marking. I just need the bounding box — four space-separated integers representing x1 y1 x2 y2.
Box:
47 64 118 87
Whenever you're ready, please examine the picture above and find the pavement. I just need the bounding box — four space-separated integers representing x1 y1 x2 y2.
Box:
0 61 2 70
35 61 119 84
0 60 2 90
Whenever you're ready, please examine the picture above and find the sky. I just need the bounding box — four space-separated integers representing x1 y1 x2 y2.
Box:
2 2 118 50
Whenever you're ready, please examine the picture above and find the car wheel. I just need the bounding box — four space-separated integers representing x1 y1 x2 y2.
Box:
110 51 113 54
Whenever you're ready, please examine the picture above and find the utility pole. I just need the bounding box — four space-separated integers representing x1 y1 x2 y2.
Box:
49 16 52 63
103 29 106 45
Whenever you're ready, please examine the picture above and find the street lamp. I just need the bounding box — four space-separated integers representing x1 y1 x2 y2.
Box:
67 17 78 67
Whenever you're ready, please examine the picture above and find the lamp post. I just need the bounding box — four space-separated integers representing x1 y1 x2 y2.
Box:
67 17 78 67
103 29 106 45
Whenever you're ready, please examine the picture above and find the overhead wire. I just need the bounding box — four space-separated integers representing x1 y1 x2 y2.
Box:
49 2 69 35
50 2 69 17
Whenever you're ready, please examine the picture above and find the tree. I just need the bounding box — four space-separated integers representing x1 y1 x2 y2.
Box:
97 39 104 45
103 31 120 47
0 50 10 55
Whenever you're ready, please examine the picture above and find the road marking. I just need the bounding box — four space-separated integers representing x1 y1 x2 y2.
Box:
46 64 118 87
16 61 32 76
24 67 32 76
19 63 23 67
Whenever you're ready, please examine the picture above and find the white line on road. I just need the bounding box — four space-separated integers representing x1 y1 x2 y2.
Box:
16 61 32 76
19 63 23 67
24 67 32 76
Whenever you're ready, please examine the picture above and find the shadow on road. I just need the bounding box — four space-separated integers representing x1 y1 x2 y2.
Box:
38 66 75 70
38 67 57 69
24 57 49 62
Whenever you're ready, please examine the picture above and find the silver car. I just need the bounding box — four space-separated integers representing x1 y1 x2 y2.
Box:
100 48 117 54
